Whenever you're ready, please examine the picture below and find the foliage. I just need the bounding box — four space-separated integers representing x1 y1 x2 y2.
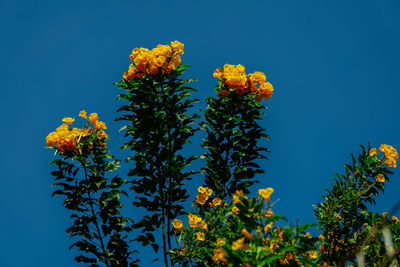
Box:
201 65 272 198
314 144 399 266
114 41 199 265
171 187 320 266
47 113 137 266
45 41 400 267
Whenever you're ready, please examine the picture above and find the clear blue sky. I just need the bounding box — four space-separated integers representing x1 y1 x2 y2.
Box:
1 0 400 266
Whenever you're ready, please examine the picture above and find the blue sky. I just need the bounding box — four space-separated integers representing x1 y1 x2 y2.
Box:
1 0 400 266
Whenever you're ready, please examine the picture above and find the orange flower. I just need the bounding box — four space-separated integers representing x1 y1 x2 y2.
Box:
88 113 98 124
241 229 253 239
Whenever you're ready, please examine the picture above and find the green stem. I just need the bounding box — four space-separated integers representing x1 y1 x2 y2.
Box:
83 163 110 267
161 193 168 267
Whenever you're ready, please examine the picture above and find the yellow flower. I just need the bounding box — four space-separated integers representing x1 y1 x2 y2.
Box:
188 213 202 228
79 110 87 119
196 232 205 241
255 82 274 103
205 187 213 196
213 248 227 262
198 186 207 194
195 193 208 205
269 241 279 253
88 113 98 124
392 216 400 224
172 219 183 231
259 188 274 201
276 228 284 240
369 148 377 156
216 238 226 246
124 41 184 79
264 223 273 232
213 64 273 102
379 144 398 168
319 234 325 240
94 120 107 130
233 190 248 204
308 251 318 259
375 174 385 183
264 209 274 218
383 212 389 218
212 198 222 206
62 117 75 125
232 237 248 251
198 220 207 230
305 232 312 239
46 112 108 153
232 206 240 215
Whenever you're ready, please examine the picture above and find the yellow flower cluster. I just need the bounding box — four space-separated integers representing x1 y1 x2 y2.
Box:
232 190 249 204
232 237 250 251
172 219 183 231
375 174 385 183
123 41 184 81
195 186 214 205
370 144 398 168
46 110 108 153
196 232 205 241
213 248 227 262
213 64 274 102
259 188 274 202
216 238 226 246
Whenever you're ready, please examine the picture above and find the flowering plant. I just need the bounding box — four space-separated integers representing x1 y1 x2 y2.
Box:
170 187 320 266
115 41 199 265
46 111 137 266
45 41 400 267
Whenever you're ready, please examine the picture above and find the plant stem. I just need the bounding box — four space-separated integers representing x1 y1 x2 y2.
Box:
161 192 168 267
83 163 110 267
162 83 173 266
